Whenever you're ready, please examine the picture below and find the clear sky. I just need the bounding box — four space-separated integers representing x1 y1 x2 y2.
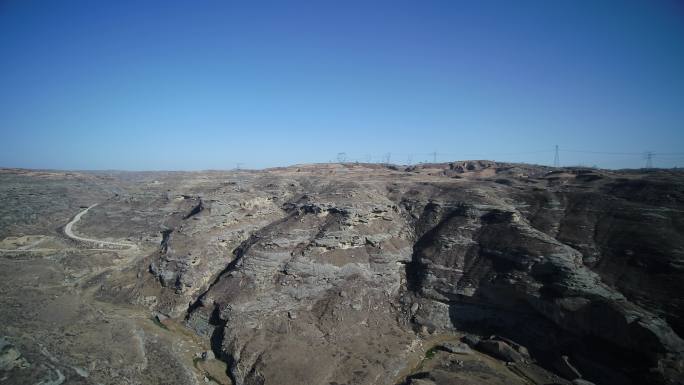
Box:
1 0 683 170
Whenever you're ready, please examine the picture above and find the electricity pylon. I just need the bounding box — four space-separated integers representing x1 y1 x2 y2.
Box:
553 145 559 167
645 151 654 168
337 152 347 163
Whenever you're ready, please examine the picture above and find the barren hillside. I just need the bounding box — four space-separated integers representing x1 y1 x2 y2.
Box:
1 162 682 385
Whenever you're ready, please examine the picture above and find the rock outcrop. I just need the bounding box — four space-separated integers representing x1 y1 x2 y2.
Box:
175 164 684 384
2 163 682 385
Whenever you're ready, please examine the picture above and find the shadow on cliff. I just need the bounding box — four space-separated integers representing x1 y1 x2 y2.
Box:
402 203 654 385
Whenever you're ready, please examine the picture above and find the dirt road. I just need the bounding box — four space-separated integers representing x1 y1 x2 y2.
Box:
64 204 136 249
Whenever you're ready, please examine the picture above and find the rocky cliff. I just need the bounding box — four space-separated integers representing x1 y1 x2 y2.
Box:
127 162 684 385
1 163 682 385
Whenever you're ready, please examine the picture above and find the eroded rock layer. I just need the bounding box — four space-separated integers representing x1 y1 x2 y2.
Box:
1 163 683 385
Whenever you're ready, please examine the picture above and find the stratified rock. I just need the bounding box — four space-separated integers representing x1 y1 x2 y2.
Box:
438 342 472 355
462 334 481 347
476 339 524 363
10 163 681 385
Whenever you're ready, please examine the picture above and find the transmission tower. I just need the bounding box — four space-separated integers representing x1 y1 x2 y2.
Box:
432 151 437 163
553 145 559 167
383 152 391 165
337 152 347 163
645 151 654 168
407 154 413 165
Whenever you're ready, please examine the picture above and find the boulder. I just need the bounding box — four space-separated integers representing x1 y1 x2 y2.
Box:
438 342 472 355
476 339 524 363
0 337 29 371
461 334 481 347
201 350 215 361
154 313 169 323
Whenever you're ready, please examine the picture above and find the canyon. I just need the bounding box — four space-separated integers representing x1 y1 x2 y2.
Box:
0 161 682 385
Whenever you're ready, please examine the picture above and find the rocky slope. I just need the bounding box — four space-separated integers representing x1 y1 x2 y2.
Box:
1 163 683 385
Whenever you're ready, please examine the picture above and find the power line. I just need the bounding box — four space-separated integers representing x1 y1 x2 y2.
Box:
329 148 684 168
448 150 553 156
657 155 684 160
562 149 643 155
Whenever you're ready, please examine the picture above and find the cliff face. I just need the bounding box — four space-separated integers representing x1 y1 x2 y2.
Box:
400 170 684 385
126 163 684 385
1 164 682 385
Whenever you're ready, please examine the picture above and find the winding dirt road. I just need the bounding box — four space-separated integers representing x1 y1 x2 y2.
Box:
0 204 137 253
64 204 136 249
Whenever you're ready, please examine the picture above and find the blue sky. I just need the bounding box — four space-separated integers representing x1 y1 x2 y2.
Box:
1 0 683 170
